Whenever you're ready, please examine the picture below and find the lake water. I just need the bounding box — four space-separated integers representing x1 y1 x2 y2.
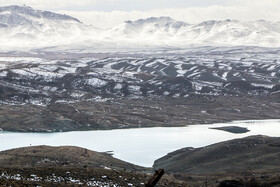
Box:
1 119 280 167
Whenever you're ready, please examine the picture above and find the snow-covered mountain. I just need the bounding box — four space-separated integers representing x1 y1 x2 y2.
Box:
0 5 80 26
109 18 280 47
1 5 280 52
182 19 280 46
111 17 188 34
0 5 97 52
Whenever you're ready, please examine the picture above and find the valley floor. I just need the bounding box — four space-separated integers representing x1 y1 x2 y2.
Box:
1 94 279 132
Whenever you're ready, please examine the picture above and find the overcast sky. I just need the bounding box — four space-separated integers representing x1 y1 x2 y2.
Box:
1 0 280 28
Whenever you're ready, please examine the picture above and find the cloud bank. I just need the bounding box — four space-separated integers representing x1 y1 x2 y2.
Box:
59 4 280 29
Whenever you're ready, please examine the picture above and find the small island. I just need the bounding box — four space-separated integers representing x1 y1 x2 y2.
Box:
209 126 250 134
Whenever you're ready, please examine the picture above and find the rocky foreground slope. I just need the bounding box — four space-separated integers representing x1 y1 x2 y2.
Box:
1 137 280 186
0 146 186 186
0 146 143 171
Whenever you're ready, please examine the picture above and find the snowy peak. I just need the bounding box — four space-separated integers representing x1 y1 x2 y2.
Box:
125 16 180 25
114 16 188 34
0 5 97 52
197 19 237 26
190 19 280 45
0 5 81 27
111 18 280 47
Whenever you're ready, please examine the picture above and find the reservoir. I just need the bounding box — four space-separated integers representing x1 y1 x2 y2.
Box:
1 119 280 167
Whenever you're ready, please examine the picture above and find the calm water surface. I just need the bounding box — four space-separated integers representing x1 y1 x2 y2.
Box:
1 119 280 167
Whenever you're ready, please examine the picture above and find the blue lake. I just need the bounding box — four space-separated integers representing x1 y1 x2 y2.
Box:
1 119 280 167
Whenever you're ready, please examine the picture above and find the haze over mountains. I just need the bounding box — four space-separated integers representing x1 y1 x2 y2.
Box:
1 5 280 186
1 5 280 53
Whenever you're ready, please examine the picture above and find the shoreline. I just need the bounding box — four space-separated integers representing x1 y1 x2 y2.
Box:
1 119 280 167
1 118 280 134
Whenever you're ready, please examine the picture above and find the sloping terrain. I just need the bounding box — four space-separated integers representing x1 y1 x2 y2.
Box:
0 146 143 171
0 50 279 105
0 48 280 132
0 146 186 186
0 94 280 132
154 135 280 174
1 141 280 186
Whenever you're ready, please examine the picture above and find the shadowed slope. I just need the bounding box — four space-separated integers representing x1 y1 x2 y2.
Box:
154 135 280 174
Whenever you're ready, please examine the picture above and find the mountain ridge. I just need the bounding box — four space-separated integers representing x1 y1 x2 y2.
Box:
0 5 81 24
1 5 280 52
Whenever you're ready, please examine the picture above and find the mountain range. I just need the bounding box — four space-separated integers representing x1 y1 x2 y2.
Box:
1 5 280 52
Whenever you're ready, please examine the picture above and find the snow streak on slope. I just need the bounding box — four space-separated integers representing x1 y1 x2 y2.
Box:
0 48 280 105
1 5 280 52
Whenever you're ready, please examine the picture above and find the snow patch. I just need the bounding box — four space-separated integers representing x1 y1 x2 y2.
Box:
86 78 107 87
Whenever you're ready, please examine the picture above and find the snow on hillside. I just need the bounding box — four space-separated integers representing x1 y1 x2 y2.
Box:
0 5 99 52
1 5 280 52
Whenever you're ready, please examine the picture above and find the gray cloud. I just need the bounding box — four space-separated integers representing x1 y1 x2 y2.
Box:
0 0 229 11
59 1 280 29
